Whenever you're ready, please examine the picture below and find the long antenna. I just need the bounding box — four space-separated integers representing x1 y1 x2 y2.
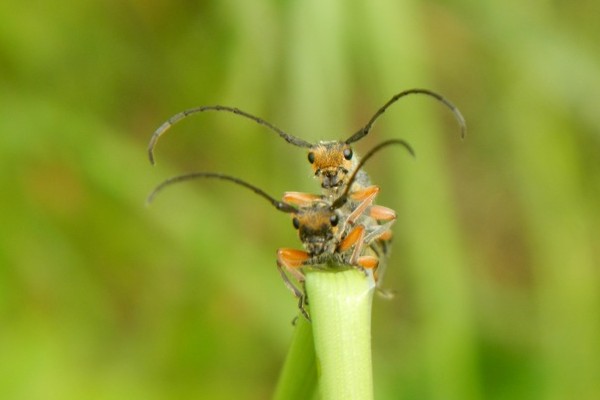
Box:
344 89 467 144
146 172 297 213
148 105 313 165
330 139 415 210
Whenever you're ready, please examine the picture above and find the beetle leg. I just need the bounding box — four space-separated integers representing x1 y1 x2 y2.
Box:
364 221 395 244
277 248 311 320
336 225 368 266
349 185 380 201
347 186 396 225
377 229 393 241
349 229 367 266
337 225 365 252
345 186 380 225
277 248 309 282
282 192 322 207
357 255 379 269
369 205 396 222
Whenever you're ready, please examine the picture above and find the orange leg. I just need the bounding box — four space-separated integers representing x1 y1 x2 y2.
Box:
277 248 311 320
337 225 365 252
377 229 393 241
364 222 395 244
369 205 396 222
347 186 396 225
349 185 380 201
277 248 310 281
357 255 379 269
282 192 322 207
336 225 369 266
345 186 380 225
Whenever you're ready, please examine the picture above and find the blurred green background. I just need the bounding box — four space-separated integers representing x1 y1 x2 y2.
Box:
1 0 599 399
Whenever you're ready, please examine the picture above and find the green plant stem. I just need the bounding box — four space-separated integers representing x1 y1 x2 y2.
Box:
273 316 318 400
305 268 376 400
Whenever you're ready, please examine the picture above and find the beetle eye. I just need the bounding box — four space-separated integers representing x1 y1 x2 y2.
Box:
343 148 353 160
329 214 339 227
307 152 315 164
292 217 300 229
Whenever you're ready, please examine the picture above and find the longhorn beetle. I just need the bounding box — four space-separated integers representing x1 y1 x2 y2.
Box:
147 139 414 319
148 88 465 198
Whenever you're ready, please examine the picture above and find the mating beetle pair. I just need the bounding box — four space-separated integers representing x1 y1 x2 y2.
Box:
147 89 465 318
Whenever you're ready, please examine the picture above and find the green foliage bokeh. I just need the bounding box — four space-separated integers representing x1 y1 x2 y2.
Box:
1 1 599 399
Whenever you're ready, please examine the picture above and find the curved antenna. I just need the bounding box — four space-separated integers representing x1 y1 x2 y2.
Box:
148 105 313 165
331 139 415 210
344 88 467 144
146 172 297 213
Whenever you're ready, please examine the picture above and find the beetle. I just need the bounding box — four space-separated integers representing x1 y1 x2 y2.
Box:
148 88 465 198
147 139 414 318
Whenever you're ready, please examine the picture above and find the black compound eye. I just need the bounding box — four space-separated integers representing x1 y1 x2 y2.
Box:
292 217 300 229
343 148 353 160
329 214 339 227
307 152 315 164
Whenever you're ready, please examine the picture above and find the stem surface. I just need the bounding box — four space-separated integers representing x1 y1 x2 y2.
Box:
305 268 375 400
273 316 318 400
